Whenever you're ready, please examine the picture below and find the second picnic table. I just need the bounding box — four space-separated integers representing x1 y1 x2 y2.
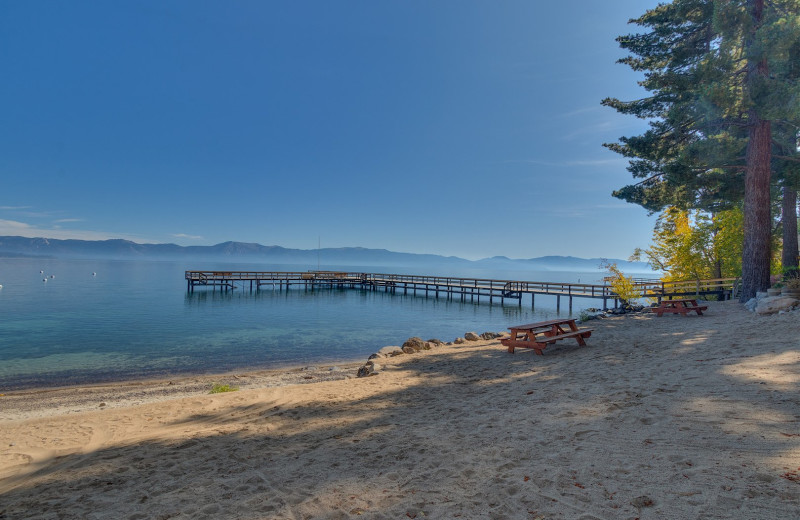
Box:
499 318 593 355
651 298 708 317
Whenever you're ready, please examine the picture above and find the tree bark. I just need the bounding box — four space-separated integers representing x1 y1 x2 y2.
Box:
740 115 772 301
740 0 772 302
783 186 799 270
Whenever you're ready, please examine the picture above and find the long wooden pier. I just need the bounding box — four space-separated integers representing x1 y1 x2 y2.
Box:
185 271 738 311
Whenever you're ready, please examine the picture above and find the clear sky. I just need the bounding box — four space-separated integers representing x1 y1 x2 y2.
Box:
1 1 662 261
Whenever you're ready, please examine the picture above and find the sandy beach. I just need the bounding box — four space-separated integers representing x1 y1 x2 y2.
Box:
1 300 799 519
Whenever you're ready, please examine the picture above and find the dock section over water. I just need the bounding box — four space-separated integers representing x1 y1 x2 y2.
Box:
185 271 739 311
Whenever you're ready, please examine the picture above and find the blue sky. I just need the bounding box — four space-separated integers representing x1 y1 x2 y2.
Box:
1 1 662 260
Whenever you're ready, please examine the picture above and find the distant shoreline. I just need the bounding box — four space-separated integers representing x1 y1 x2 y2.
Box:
0 235 656 273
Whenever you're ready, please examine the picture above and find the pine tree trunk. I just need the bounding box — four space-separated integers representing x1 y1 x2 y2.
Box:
783 187 799 270
740 0 772 302
740 115 772 301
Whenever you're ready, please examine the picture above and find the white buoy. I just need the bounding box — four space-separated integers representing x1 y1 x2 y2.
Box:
43 278 47 282
92 272 97 276
50 275 55 279
40 270 44 273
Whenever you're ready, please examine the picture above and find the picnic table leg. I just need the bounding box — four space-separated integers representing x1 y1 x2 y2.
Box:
564 321 587 346
507 329 518 354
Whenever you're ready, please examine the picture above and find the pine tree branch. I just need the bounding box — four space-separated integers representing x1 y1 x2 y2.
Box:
629 173 666 187
774 154 800 163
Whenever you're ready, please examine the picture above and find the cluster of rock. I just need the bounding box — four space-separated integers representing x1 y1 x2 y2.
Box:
578 305 648 321
744 292 800 315
356 331 505 377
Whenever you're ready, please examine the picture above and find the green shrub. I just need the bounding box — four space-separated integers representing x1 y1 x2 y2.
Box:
209 383 239 394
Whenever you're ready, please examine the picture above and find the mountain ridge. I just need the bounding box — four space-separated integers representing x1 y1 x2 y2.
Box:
0 236 654 272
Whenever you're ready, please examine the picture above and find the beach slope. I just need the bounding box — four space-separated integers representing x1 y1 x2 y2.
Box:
2 301 799 519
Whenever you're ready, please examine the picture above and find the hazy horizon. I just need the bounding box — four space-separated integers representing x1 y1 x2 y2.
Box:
1 1 663 261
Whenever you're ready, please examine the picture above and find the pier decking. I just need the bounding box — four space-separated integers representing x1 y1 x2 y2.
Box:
185 271 738 311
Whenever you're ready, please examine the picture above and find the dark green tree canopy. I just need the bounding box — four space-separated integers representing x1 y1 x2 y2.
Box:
603 0 800 213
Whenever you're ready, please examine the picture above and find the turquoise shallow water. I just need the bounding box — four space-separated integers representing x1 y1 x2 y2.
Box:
0 258 608 390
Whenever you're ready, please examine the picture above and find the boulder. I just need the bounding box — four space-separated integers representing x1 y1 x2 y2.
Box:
377 345 404 357
357 360 381 377
453 337 466 344
480 332 503 340
402 337 426 352
464 332 480 341
426 338 444 346
755 296 799 315
744 297 759 312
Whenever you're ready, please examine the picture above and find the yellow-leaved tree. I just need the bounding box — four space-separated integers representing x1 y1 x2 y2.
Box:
600 260 640 306
631 207 757 282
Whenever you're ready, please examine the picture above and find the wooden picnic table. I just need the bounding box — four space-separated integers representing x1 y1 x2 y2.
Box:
499 318 593 355
651 298 708 317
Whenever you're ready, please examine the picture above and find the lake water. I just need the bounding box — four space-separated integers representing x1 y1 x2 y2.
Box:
0 257 613 390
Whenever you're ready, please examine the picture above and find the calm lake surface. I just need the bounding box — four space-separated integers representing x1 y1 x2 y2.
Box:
0 258 614 390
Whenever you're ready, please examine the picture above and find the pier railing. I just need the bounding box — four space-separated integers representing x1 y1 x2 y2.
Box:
185 270 739 309
630 277 739 299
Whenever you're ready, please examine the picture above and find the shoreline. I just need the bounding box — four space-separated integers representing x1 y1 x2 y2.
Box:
0 358 367 421
3 300 800 519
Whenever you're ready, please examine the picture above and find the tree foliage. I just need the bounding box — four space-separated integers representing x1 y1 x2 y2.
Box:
632 205 783 282
600 261 641 305
632 207 744 281
603 0 800 300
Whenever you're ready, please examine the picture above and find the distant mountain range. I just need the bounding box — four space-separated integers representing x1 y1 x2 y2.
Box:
0 236 655 273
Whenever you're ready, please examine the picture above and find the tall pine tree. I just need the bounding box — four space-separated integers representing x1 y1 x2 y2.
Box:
603 0 800 300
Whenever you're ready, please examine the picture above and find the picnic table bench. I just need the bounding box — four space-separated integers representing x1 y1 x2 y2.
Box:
651 298 707 317
499 318 593 355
